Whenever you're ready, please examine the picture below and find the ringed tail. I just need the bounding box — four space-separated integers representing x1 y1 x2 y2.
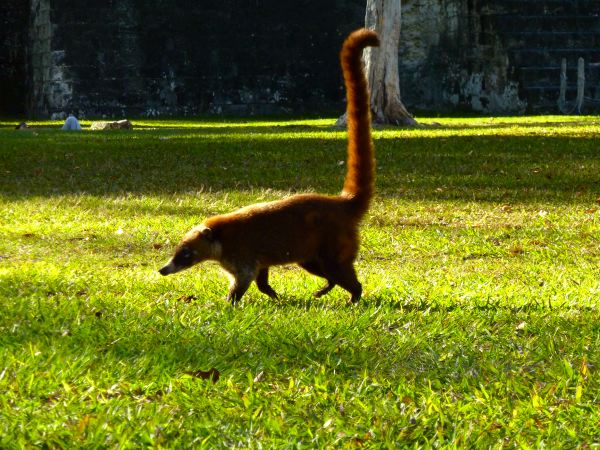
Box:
340 28 379 217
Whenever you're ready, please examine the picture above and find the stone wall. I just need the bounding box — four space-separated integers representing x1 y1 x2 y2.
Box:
1 0 598 117
29 0 366 118
397 0 600 114
399 0 526 114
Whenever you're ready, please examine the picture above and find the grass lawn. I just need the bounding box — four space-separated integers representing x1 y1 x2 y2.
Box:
1 116 599 448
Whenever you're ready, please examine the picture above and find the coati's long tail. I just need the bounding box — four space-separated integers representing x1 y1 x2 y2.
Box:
340 28 379 218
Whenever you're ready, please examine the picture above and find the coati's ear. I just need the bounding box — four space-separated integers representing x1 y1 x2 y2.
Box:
201 227 214 241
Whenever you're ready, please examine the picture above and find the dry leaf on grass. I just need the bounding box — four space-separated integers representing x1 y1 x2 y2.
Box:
185 368 220 383
510 246 524 256
177 295 197 303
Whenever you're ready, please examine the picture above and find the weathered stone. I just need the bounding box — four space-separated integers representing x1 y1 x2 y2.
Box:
399 0 600 114
90 119 133 130
51 112 66 120
62 114 82 130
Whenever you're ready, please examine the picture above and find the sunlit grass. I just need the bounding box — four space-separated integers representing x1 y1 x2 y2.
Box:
1 116 599 448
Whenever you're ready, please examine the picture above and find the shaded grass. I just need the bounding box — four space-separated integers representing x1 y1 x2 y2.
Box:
1 116 599 448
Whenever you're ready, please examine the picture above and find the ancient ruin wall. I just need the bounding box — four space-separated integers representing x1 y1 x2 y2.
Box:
399 0 526 114
5 0 596 117
29 0 528 118
27 0 366 118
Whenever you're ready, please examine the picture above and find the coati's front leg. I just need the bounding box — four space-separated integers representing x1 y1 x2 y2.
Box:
256 268 279 299
227 278 252 304
225 266 279 304
225 266 256 304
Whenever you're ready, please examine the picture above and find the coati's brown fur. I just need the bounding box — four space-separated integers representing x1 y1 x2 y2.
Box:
159 29 379 304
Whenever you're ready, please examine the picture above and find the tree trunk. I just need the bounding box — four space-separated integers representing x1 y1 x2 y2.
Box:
336 0 417 127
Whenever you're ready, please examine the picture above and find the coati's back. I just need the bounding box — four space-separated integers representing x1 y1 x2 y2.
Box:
204 193 357 267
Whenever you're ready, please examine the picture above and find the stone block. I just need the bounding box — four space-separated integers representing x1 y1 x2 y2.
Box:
90 119 133 130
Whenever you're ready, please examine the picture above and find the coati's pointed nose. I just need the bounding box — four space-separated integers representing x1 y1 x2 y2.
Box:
159 264 172 276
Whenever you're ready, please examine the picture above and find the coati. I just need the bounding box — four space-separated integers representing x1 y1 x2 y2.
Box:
159 28 379 304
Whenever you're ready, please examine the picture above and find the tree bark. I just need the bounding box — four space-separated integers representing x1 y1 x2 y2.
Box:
337 0 417 127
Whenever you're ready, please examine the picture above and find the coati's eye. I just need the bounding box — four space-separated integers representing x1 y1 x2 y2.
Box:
174 247 194 266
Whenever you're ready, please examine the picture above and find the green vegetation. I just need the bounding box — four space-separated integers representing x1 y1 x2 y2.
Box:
1 116 599 448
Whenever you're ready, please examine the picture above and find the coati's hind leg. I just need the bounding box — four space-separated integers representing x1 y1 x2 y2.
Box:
319 258 362 304
315 282 335 298
256 268 279 299
331 262 362 304
299 257 362 302
299 260 336 298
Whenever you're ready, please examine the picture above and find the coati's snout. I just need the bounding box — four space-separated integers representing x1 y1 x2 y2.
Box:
158 262 177 276
159 246 196 276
